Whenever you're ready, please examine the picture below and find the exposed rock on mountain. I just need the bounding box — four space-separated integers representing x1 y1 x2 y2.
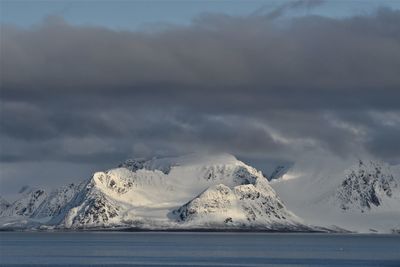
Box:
33 183 85 219
0 196 10 215
268 165 292 181
173 179 301 229
335 160 399 212
2 188 47 217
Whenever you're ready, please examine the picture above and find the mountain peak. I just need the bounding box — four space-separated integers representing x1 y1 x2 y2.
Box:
117 153 240 174
18 185 33 194
335 160 398 212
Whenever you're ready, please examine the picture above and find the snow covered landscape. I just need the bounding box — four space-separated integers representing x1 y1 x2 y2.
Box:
1 153 399 233
2 1 400 266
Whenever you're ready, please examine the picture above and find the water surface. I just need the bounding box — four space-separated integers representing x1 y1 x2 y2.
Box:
1 232 399 266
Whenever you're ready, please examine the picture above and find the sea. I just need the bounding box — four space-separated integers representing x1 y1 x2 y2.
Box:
0 232 399 266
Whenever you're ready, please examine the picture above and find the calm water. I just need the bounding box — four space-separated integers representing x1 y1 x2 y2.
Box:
0 232 399 267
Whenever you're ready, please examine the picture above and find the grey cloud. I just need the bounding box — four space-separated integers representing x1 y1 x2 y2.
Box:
0 7 400 191
1 9 400 95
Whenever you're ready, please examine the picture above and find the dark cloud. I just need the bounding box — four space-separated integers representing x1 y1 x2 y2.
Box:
2 8 400 94
0 7 400 192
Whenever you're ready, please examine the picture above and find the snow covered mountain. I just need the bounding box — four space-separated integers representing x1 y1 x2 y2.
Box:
1 187 47 217
1 154 399 233
172 181 305 230
0 153 310 231
0 196 10 215
271 159 400 233
33 182 85 219
335 160 399 212
52 154 307 230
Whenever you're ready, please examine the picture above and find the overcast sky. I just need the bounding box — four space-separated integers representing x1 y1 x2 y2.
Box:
1 0 400 196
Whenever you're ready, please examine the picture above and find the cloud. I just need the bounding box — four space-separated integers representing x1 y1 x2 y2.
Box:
252 0 324 19
2 8 400 95
0 7 399 191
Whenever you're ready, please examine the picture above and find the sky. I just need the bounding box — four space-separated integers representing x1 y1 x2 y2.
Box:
1 0 400 196
2 0 400 29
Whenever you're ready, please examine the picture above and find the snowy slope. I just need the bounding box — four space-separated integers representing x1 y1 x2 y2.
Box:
0 196 10 216
271 159 400 233
172 178 304 230
1 187 47 217
33 182 86 219
54 153 307 230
